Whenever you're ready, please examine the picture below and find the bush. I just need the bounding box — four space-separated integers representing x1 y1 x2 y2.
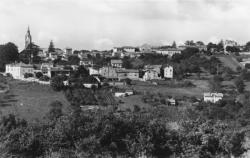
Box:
24 73 34 78
35 72 43 79
50 76 65 91
245 64 250 69
6 73 12 78
39 75 50 81
234 77 245 93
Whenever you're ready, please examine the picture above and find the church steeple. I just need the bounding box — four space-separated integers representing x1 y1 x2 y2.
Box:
25 26 32 49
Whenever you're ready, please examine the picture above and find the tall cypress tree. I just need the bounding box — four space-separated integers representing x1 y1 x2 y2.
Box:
48 40 55 52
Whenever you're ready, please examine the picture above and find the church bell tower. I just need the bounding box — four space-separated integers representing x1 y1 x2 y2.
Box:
25 26 32 49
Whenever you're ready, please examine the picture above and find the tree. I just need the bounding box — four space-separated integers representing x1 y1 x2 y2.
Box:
196 41 204 46
185 40 195 46
122 56 132 69
210 75 222 92
245 41 250 51
217 40 224 51
207 42 217 52
47 100 63 121
19 43 40 64
68 55 80 65
35 72 43 79
50 76 65 91
124 78 132 85
181 47 199 59
172 41 177 48
226 46 240 53
0 42 19 71
24 73 34 78
48 40 55 52
39 75 50 81
235 77 245 93
71 65 89 79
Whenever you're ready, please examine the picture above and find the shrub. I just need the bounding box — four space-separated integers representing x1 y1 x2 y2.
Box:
35 72 43 79
24 73 34 78
39 75 50 81
50 76 65 91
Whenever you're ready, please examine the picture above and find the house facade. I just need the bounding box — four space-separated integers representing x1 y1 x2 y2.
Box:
89 67 99 75
204 93 223 103
47 67 71 78
64 47 73 55
116 69 139 80
99 67 118 79
154 48 181 57
143 70 161 81
111 59 123 68
6 63 34 79
164 66 173 79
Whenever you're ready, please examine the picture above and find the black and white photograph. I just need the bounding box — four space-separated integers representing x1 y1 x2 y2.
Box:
0 0 250 157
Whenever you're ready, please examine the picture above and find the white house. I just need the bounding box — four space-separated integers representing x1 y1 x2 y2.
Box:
143 70 161 81
154 48 181 57
64 47 73 55
116 69 139 80
204 93 223 103
164 66 173 79
5 63 34 79
111 59 123 68
123 46 136 53
99 67 118 79
88 67 99 75
115 90 134 97
113 46 136 53
167 98 176 106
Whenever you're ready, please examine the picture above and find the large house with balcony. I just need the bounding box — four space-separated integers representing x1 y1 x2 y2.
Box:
111 59 123 68
5 63 34 79
153 48 181 57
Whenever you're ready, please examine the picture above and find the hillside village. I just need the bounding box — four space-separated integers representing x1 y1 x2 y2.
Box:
2 28 250 157
4 28 250 103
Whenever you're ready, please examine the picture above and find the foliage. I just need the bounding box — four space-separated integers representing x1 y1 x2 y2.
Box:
0 108 247 158
50 76 65 91
39 75 50 81
48 40 55 52
24 73 34 78
70 65 89 79
19 43 41 64
226 46 240 52
46 100 63 121
234 77 245 93
172 41 177 48
35 72 43 79
122 56 132 69
122 78 132 85
68 55 80 65
0 42 19 71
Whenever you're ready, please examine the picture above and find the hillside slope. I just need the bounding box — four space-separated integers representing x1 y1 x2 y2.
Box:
217 55 243 71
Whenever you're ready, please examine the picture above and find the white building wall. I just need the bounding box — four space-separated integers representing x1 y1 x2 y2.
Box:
164 66 173 79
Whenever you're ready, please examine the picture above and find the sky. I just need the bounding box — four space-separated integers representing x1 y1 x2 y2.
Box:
0 0 250 51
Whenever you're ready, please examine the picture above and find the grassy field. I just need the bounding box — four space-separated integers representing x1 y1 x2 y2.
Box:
115 80 210 111
129 80 210 98
217 55 242 71
0 78 69 122
118 95 151 111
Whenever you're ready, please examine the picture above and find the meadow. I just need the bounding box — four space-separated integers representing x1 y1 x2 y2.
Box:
0 78 69 122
